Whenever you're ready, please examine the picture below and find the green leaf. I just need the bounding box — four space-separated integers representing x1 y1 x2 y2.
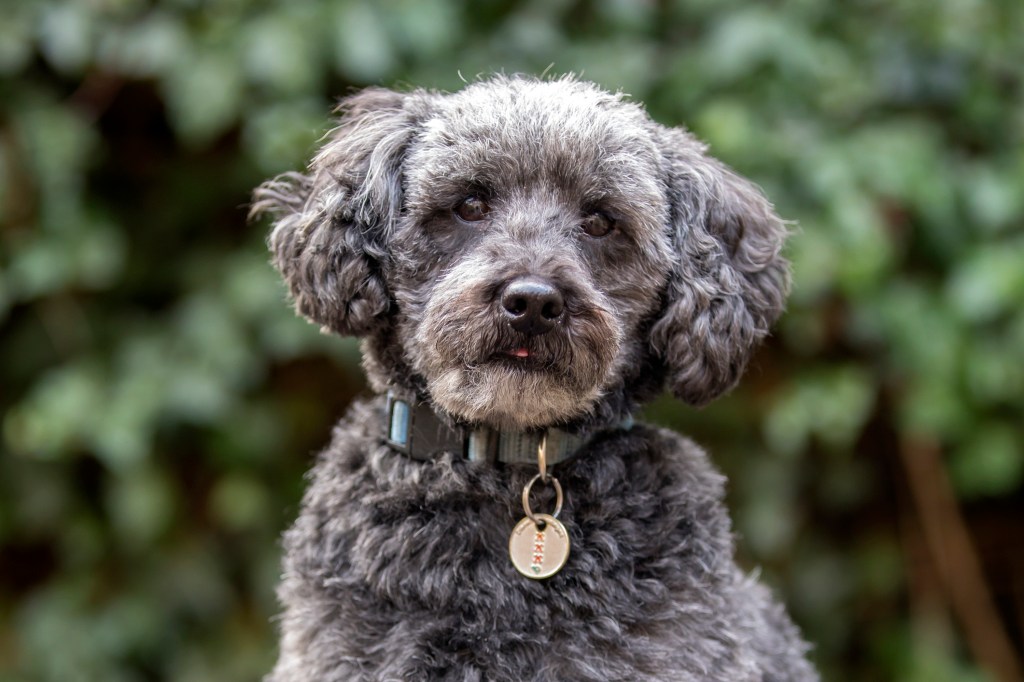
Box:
964 334 1024 405
694 99 756 158
387 0 463 58
898 378 974 440
163 47 245 146
948 239 1024 323
105 466 176 548
764 366 876 457
736 458 799 557
961 161 1023 234
702 8 787 81
208 474 270 531
3 362 106 460
96 10 190 78
870 281 964 383
15 101 98 213
950 424 1023 498
827 190 895 294
787 227 840 305
0 2 34 74
332 1 396 82
241 99 328 174
37 2 96 74
243 11 322 94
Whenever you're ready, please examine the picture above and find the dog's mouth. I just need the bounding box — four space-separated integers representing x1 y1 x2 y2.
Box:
487 345 554 371
508 347 530 359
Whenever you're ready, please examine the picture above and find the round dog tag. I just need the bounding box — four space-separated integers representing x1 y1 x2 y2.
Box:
509 513 570 579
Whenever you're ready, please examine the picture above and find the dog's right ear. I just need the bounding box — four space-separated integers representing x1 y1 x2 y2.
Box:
250 88 421 336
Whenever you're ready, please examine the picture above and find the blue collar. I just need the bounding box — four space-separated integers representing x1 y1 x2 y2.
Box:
384 392 632 466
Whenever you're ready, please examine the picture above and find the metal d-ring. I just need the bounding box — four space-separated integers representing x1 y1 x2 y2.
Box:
521 473 563 526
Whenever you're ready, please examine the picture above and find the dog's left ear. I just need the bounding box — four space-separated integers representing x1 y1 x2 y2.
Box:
650 127 791 406
250 88 423 336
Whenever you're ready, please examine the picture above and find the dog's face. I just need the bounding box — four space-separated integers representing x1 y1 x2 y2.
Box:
391 82 674 428
253 77 789 431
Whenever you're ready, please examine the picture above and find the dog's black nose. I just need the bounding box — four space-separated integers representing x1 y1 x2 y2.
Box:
500 277 565 336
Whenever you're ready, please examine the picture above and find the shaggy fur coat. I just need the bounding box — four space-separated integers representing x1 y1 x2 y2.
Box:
253 75 818 681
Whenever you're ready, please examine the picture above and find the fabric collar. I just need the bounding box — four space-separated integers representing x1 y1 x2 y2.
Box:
383 391 631 466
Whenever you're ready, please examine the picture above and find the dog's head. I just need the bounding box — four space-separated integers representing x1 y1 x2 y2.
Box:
252 76 789 431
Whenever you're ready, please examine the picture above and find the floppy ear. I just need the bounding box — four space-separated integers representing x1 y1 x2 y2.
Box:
250 88 421 336
649 127 790 406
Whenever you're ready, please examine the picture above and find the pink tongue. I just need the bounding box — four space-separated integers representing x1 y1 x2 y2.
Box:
512 348 530 358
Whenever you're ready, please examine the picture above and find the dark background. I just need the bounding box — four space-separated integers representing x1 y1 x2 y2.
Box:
1 1 1022 680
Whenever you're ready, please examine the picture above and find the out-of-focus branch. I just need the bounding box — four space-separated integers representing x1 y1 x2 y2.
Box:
899 434 1023 682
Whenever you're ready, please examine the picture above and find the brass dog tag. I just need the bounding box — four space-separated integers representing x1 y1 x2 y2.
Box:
509 513 570 579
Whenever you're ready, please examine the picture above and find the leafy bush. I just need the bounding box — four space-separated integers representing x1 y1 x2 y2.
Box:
2 1 1021 680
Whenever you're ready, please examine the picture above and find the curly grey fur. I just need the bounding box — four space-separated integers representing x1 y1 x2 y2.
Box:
253 75 816 681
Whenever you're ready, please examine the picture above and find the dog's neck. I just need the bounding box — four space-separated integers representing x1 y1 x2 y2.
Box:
382 392 632 465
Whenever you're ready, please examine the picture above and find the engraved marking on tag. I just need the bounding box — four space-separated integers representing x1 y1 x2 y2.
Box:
532 530 545 573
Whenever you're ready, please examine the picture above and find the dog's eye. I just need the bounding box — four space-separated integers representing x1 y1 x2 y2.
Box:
455 197 490 222
580 212 614 238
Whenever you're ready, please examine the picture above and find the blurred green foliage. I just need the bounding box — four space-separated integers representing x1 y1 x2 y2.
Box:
1 0 1022 680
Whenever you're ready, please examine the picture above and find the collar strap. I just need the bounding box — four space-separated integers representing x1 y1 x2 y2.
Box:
384 392 622 466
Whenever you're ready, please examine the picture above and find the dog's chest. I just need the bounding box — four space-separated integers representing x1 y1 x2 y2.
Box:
280 404 758 680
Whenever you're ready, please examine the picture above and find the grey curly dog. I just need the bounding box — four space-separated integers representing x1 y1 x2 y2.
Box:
252 75 818 681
